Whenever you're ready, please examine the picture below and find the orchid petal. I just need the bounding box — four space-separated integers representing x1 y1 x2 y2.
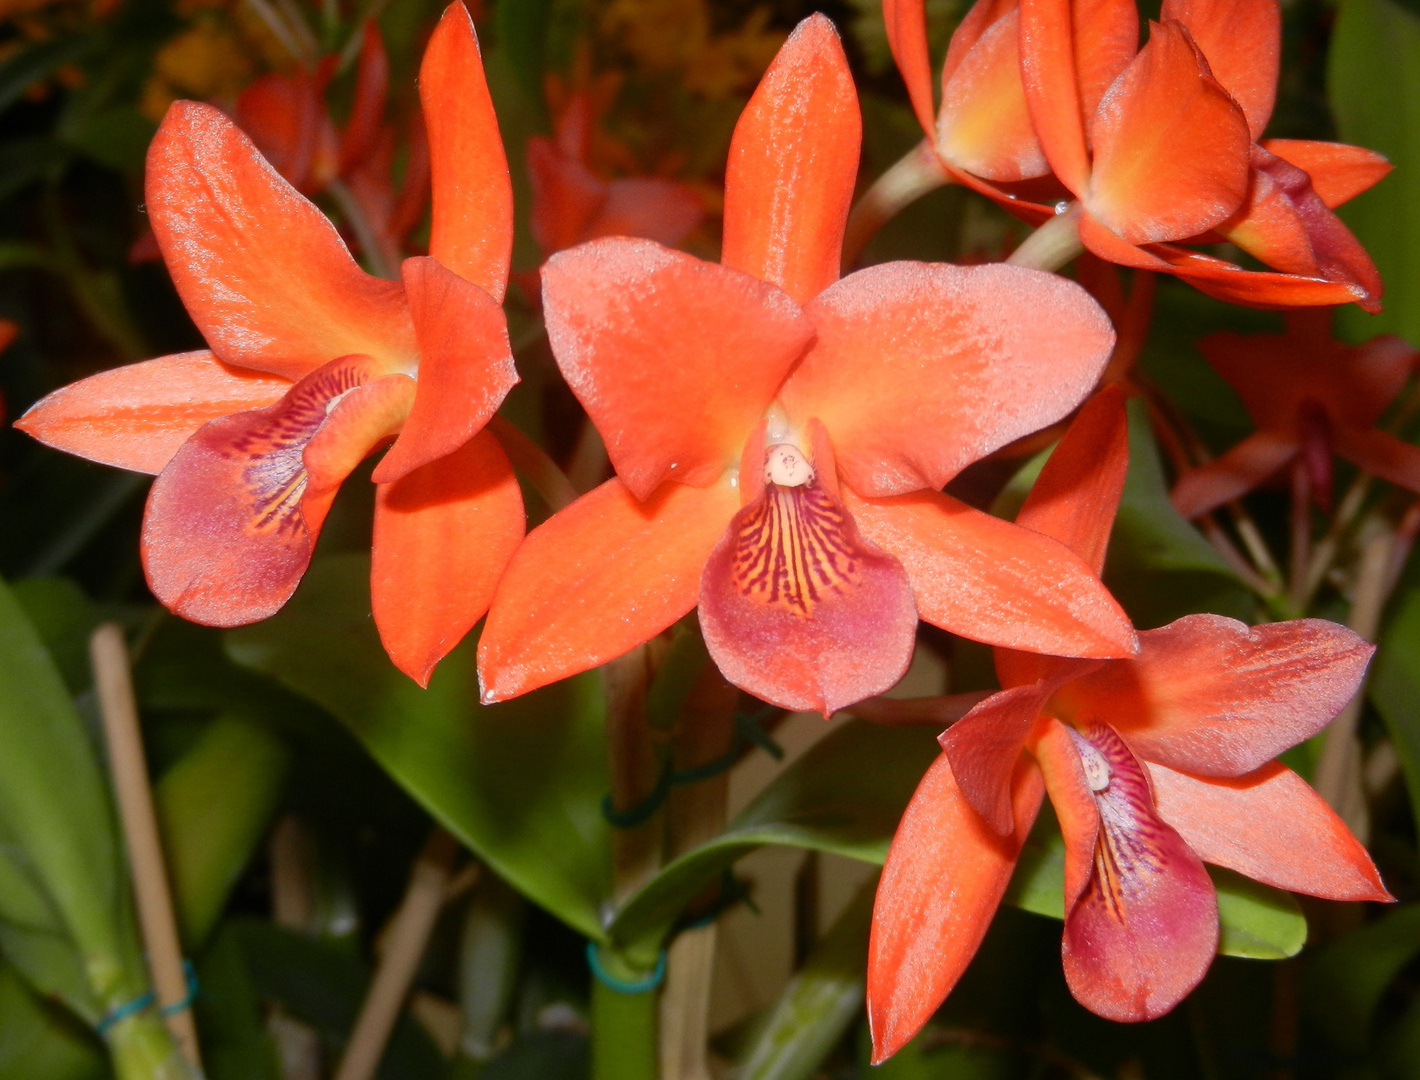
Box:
526 135 607 253
1019 0 1092 197
337 23 389 179
142 357 412 627
1161 0 1279 140
147 102 415 380
234 71 326 192
846 488 1138 658
941 681 1056 834
1056 614 1374 776
700 478 917 716
1031 716 1102 912
1170 430 1299 520
721 15 860 304
1016 385 1129 575
373 429 524 687
1149 761 1391 902
1334 427 1420 494
883 0 938 139
586 179 705 248
15 351 290 475
1262 139 1392 208
541 239 812 501
1072 0 1141 124
868 754 1044 1064
420 2 512 300
784 262 1114 497
478 478 739 703
1087 22 1252 244
371 257 517 484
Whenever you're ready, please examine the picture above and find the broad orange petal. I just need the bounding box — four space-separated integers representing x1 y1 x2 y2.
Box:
586 179 705 248
1334 427 1420 494
883 0 938 139
15 351 290 474
1161 0 1278 140
937 9 1049 181
541 239 812 501
868 754 1044 1064
478 478 740 703
148 102 415 380
784 262 1114 497
420 2 512 300
699 478 917 716
845 488 1138 658
1262 139 1392 208
941 681 1056 834
1016 386 1129 575
142 357 411 627
1057 614 1374 776
371 257 517 484
1074 0 1141 123
1087 22 1252 243
1149 761 1391 902
1018 0 1092 196
372 429 525 686
1170 430 1299 519
337 23 389 179
721 15 860 304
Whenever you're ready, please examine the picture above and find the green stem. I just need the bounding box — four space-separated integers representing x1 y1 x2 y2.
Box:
1004 202 1084 273
590 954 660 1080
487 415 579 512
106 1010 199 1080
842 140 950 270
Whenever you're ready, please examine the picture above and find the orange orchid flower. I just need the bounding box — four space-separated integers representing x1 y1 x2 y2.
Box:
1171 310 1420 519
476 15 1136 717
864 388 1390 1061
16 4 520 686
526 91 705 256
1019 0 1388 308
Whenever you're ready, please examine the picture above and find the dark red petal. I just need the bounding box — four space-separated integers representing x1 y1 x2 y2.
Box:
372 430 525 686
338 23 389 179
1057 722 1219 1022
371 257 517 484
586 179 705 248
868 754 1044 1063
142 356 412 626
699 477 917 717
234 71 325 192
541 239 812 501
1149 761 1392 902
526 135 607 253
1057 614 1375 776
1170 430 1299 519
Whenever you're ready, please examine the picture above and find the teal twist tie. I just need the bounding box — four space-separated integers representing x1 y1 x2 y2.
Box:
586 943 667 994
96 960 198 1035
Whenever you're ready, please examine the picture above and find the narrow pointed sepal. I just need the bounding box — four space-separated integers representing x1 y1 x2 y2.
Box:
700 477 916 716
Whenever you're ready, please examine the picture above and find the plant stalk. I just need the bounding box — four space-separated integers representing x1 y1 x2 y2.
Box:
841 140 949 270
1005 202 1084 273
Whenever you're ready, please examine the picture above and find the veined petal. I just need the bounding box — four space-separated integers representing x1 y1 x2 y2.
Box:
478 478 740 703
937 9 1050 181
1018 0 1092 196
699 476 917 716
1161 0 1278 140
586 179 705 248
147 102 415 380
1262 140 1392 208
1087 22 1252 244
526 136 607 253
541 239 812 501
420 2 513 300
868 754 1044 1064
1334 427 1420 495
373 429 525 686
721 15 860 304
1149 761 1391 902
940 681 1057 834
15 351 290 474
1170 430 1299 519
141 356 411 627
299 373 414 533
1016 386 1129 575
846 488 1137 658
1056 614 1374 776
1047 720 1219 1022
371 257 517 484
785 262 1114 497
884 0 938 139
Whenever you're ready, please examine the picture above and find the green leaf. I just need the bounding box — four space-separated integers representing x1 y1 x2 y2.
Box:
1330 0 1420 346
1303 904 1420 1055
607 721 939 954
1003 808 1306 959
0 959 106 1080
495 0 555 108
1369 587 1420 837
193 926 283 1080
155 715 292 948
226 554 612 940
11 577 101 695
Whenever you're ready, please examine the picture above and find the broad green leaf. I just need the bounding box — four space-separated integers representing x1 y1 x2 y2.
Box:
11 577 101 695
0 921 100 1027
607 721 939 954
1004 807 1306 958
193 926 283 1080
226 554 612 940
155 715 292 948
1303 904 1420 1055
1368 587 1420 837
1330 0 1420 346
0 959 106 1080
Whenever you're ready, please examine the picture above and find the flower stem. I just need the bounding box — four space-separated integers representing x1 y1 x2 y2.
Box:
106 1010 200 1080
591 963 659 1080
488 415 579 513
841 140 949 270
1005 202 1083 273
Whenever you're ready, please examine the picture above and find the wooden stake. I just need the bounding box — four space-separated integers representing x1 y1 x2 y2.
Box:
333 830 464 1080
90 623 203 1073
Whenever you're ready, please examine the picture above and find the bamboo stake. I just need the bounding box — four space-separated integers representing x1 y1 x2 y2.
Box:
89 623 203 1074
333 830 464 1080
